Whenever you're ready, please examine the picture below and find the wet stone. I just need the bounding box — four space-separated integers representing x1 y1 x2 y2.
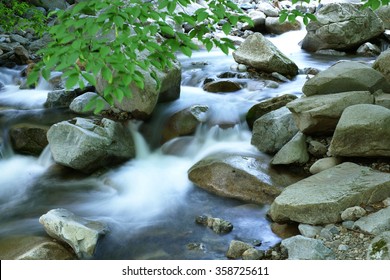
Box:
195 215 233 234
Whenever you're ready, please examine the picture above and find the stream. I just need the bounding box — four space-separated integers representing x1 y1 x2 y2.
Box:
0 30 376 259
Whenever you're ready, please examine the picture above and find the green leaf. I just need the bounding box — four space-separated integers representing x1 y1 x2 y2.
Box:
65 74 80 89
160 25 175 36
114 15 124 27
279 11 288 23
222 22 232 35
205 40 213 52
81 72 96 86
167 1 176 14
93 98 106 114
102 66 113 84
180 46 192 57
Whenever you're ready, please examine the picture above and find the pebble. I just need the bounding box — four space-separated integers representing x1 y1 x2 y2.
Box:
338 244 349 251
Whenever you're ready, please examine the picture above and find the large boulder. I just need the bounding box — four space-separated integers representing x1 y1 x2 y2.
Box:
188 153 303 204
96 51 181 120
232 33 299 77
302 61 390 96
39 208 108 259
251 107 299 154
301 2 384 52
286 91 374 134
47 117 135 173
373 49 390 84
269 162 390 225
329 104 390 157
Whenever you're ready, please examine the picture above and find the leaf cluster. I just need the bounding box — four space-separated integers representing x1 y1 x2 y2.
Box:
0 0 46 35
27 0 252 114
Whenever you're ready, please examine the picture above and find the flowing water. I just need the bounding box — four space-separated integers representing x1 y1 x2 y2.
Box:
0 30 376 259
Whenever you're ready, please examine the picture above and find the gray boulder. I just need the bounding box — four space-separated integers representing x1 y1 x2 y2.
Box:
271 132 309 165
162 105 208 142
329 104 390 157
251 107 299 154
96 51 181 120
287 91 374 134
265 17 301 35
39 208 108 259
226 240 253 259
367 231 390 260
188 153 302 204
29 0 68 10
69 92 111 114
47 117 135 173
10 125 49 156
269 162 390 225
354 207 390 235
340 206 366 222
281 235 334 260
44 90 78 108
302 61 390 96
373 49 390 83
376 5 390 29
232 33 298 77
301 2 384 52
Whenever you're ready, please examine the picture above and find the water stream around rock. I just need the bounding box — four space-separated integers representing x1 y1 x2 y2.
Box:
0 30 375 259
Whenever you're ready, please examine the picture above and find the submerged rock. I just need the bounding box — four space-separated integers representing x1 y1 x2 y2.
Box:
195 215 233 234
39 208 108 259
269 162 390 225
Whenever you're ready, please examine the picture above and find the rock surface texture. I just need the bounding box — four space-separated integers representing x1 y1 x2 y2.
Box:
301 2 384 52
39 208 108 259
269 163 390 225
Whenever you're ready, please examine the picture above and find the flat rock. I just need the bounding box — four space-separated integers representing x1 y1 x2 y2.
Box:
269 162 390 225
302 61 390 97
188 153 303 204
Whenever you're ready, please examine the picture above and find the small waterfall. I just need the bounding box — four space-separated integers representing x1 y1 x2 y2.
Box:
37 145 54 168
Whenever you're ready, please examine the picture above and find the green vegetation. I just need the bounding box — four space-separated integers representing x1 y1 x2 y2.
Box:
27 0 252 113
0 0 46 35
